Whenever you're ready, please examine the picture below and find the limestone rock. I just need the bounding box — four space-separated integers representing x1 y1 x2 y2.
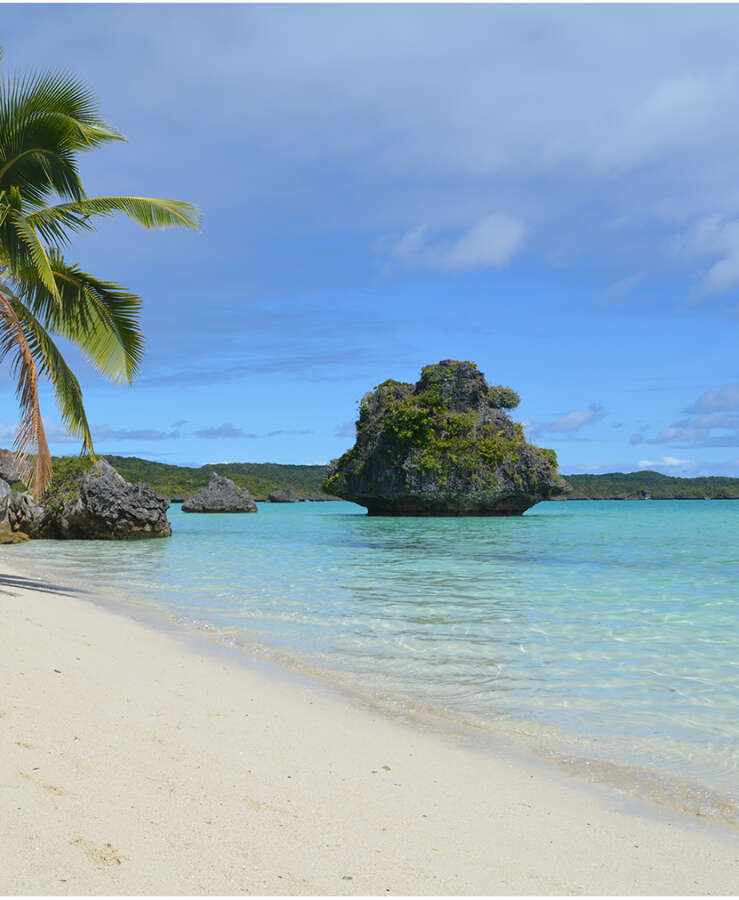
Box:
267 488 298 503
182 473 257 513
8 491 46 537
0 529 30 544
9 459 172 539
0 449 23 485
0 477 11 520
324 359 569 516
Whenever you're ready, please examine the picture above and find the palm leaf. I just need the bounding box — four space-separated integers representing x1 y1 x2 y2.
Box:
30 195 201 230
8 208 60 299
13 298 95 455
18 252 143 382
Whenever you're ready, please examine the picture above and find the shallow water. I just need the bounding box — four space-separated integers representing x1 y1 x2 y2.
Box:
8 499 739 818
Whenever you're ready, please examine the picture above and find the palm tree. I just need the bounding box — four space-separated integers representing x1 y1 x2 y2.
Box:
0 48 199 497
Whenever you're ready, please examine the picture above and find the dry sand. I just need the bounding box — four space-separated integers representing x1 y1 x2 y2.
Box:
1 559 737 896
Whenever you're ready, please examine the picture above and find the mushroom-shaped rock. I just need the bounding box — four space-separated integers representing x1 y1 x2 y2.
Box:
324 359 569 516
8 459 172 539
182 473 257 513
267 488 298 503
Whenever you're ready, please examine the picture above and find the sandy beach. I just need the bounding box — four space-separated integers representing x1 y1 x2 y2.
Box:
1 559 737 896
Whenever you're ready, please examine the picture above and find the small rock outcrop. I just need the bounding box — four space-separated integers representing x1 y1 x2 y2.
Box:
8 459 172 539
267 488 298 503
182 473 257 513
324 359 569 516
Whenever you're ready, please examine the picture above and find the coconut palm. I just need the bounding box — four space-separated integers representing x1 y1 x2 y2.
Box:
0 49 199 496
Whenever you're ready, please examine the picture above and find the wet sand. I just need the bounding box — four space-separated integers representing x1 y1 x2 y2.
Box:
1 560 737 895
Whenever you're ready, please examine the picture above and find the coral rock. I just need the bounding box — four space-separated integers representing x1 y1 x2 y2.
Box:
324 359 569 516
182 473 257 513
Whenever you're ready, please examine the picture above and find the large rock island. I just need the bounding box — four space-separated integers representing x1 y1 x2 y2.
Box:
182 473 257 513
324 360 568 516
8 458 172 539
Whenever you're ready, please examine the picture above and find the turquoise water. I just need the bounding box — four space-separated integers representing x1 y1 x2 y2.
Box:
8 499 739 815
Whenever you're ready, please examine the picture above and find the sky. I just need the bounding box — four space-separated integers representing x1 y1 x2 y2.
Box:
2 3 739 476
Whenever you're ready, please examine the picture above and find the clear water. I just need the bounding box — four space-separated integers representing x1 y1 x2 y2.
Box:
8 499 739 817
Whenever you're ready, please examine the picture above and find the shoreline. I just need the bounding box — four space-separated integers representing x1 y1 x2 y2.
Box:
1 556 738 894
7 534 739 834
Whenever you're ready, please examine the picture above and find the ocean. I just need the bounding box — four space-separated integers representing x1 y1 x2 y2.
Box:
8 498 739 822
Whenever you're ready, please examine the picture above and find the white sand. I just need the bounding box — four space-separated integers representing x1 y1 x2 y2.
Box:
1 559 737 895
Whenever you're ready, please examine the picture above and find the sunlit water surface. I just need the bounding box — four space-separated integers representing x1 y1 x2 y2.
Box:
9 499 739 818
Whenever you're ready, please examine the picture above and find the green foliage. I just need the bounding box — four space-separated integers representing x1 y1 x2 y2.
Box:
334 369 558 493
487 385 520 409
539 447 558 469
0 49 198 496
98 456 337 500
562 471 739 500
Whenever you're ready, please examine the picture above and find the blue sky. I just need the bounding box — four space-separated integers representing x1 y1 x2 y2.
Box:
2 3 739 475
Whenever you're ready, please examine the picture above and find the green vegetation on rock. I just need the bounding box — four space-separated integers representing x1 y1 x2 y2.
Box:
324 359 567 516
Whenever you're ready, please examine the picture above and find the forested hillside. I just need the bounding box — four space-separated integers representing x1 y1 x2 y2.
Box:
39 456 335 501
25 456 739 502
563 470 739 500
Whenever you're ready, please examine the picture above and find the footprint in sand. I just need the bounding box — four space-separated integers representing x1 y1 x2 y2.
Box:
71 838 127 867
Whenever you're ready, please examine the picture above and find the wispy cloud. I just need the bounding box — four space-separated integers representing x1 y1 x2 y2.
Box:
683 383 739 413
93 425 180 441
194 423 254 439
380 214 525 272
546 404 606 433
638 455 695 471
265 429 314 438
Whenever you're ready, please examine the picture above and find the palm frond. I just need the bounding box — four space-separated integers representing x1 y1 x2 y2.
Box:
0 289 51 497
7 209 60 299
0 70 123 204
13 298 95 455
17 252 143 382
35 195 201 230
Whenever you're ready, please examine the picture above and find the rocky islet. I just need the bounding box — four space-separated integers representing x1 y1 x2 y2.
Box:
182 473 258 513
324 359 569 516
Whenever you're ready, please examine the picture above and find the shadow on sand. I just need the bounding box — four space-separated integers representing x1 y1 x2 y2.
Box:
0 572 85 598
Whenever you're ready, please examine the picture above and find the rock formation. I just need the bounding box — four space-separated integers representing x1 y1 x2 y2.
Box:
182 473 257 513
0 477 11 521
8 459 172 539
267 488 298 503
0 449 23 485
324 359 569 516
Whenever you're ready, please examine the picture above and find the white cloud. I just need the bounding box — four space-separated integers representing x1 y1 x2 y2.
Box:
638 455 694 469
384 213 525 272
546 403 605 433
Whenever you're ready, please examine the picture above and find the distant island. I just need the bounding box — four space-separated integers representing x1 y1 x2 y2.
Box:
42 455 335 502
34 455 739 503
562 470 739 500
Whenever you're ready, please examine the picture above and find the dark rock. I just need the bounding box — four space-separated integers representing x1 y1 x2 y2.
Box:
182 473 257 513
8 459 172 539
267 489 298 503
0 477 11 521
8 492 46 537
0 448 23 485
324 359 569 516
